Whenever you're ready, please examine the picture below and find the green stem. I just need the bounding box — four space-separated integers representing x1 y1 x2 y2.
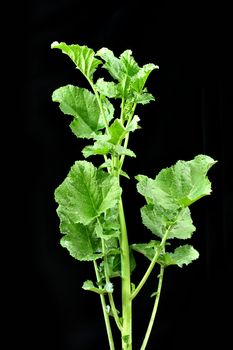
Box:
120 97 125 122
119 198 132 350
108 293 122 331
130 248 161 300
119 103 137 169
100 230 122 332
88 78 110 135
131 227 170 300
93 261 115 350
140 266 165 350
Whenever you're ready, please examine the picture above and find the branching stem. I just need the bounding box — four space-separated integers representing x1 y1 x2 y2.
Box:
93 261 115 350
131 227 170 300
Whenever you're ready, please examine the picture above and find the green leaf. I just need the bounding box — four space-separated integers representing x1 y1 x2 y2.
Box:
101 247 136 279
109 119 127 145
141 204 195 239
168 207 196 239
96 47 156 101
160 245 199 267
51 41 102 80
131 240 160 261
125 115 141 132
58 214 102 261
95 78 119 98
52 85 103 139
55 160 122 225
154 155 217 207
82 140 112 158
100 207 121 237
100 97 115 128
108 116 140 145
133 92 155 105
131 63 158 93
141 203 175 239
104 254 121 278
82 280 105 294
136 154 217 208
82 140 135 159
114 144 136 157
136 175 178 210
96 47 124 81
120 170 130 179
119 50 140 77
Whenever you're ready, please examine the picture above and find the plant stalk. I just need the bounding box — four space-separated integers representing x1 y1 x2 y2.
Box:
119 198 132 350
140 265 165 350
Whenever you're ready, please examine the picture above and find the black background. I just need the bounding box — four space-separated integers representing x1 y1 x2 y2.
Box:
21 1 233 349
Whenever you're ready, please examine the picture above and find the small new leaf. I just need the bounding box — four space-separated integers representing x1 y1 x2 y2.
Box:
82 280 105 294
82 140 112 158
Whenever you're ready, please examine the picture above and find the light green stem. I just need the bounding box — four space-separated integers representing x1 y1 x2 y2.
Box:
119 103 137 169
140 266 165 350
93 261 115 350
108 293 122 331
119 198 132 350
88 78 110 135
130 248 161 300
99 226 122 332
131 227 170 300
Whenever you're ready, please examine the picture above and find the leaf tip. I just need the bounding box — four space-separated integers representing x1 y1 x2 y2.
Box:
51 41 60 49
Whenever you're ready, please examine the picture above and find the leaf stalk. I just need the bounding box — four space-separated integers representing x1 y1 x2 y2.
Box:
140 265 165 350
